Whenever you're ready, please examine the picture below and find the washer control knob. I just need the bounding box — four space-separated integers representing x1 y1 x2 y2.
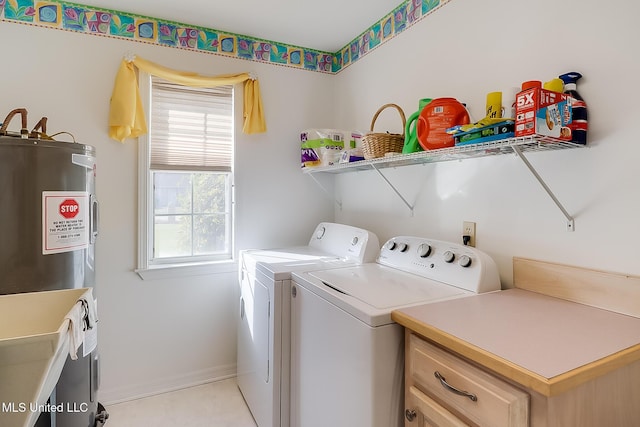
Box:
385 240 397 251
443 251 455 263
417 244 432 258
397 242 408 252
459 255 472 268
351 236 359 246
316 226 326 239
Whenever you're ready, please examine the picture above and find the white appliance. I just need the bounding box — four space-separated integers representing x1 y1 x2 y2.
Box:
237 222 380 427
290 236 501 427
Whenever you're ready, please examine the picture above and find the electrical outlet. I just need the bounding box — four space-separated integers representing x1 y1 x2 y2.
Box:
463 221 476 247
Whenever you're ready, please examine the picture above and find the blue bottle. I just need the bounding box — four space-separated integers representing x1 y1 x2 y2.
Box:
559 72 588 145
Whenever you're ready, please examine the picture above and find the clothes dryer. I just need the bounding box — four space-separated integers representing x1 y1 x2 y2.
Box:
237 222 379 427
290 236 501 427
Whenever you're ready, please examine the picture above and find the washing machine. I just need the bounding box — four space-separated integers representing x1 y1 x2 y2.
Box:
289 236 501 427
237 222 380 427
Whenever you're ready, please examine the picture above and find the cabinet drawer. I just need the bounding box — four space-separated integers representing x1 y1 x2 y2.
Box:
409 334 529 427
408 385 470 427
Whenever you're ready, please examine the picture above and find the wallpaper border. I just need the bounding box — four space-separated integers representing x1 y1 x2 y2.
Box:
0 0 450 73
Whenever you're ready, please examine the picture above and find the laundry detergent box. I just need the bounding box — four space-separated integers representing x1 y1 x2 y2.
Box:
515 88 573 140
301 129 363 168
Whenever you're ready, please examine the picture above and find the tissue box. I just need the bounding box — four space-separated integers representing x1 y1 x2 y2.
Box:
515 88 573 140
301 130 363 168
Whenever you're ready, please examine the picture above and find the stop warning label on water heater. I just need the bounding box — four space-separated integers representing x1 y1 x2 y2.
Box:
42 191 89 255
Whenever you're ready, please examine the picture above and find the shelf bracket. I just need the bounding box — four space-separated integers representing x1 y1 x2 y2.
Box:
370 164 415 216
512 146 575 231
307 172 342 210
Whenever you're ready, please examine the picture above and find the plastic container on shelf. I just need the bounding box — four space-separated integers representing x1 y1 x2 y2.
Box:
403 98 432 154
559 72 588 145
416 97 470 150
486 91 502 119
543 78 564 93
521 80 542 90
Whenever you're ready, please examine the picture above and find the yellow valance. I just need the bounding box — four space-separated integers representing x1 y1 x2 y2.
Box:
108 55 266 142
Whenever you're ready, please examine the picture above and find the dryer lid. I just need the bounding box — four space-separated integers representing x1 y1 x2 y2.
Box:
241 246 339 280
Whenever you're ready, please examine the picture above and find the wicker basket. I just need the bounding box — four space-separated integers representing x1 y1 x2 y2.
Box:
361 103 406 159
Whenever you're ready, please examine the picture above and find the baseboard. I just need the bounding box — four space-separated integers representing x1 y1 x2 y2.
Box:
99 363 237 405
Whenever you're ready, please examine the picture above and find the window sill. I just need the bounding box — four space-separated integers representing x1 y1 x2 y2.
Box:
135 259 238 281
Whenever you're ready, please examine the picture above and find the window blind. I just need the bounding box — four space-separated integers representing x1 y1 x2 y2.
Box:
150 77 233 172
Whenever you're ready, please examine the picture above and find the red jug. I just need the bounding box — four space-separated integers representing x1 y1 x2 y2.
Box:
416 98 470 150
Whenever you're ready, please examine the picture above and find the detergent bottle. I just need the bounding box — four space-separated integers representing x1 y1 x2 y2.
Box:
416 98 470 150
486 92 502 119
543 78 564 93
402 98 431 153
559 72 588 145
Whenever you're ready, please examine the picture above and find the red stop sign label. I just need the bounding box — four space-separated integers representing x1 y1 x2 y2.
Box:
59 199 79 219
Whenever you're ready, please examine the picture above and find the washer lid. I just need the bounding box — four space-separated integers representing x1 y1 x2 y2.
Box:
308 264 469 310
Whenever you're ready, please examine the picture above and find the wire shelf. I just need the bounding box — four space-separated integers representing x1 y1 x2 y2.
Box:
301 135 585 174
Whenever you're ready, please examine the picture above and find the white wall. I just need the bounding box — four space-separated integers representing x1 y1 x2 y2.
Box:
333 0 640 286
0 22 334 402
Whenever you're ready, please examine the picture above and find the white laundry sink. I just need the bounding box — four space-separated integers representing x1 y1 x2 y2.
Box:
0 287 92 427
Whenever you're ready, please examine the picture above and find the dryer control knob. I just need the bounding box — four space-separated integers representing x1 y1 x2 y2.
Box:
417 244 432 258
386 241 397 251
397 243 408 252
459 255 472 268
443 251 455 263
351 236 359 246
316 226 326 239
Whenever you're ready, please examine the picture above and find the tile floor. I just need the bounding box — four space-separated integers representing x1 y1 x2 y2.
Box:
105 378 257 427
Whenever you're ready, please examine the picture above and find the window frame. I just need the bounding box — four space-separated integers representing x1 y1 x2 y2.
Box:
150 170 233 263
136 71 237 280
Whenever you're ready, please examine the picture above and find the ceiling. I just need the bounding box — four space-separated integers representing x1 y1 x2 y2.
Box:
76 0 404 52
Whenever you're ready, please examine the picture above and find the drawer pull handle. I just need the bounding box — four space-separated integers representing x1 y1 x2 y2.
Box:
405 409 417 422
434 371 478 402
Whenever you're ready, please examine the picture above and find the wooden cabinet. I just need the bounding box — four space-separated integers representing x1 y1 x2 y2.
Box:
395 257 640 427
407 385 468 427
405 332 528 427
403 329 640 427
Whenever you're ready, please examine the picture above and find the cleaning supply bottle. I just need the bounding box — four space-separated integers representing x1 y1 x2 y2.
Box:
543 78 564 93
416 98 470 150
402 111 422 153
559 72 588 145
403 98 431 154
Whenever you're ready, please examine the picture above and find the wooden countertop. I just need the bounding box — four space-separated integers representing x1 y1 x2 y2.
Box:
392 288 640 397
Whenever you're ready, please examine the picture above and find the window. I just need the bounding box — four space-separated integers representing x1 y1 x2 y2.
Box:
137 74 235 277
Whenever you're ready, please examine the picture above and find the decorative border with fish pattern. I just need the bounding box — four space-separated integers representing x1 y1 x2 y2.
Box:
0 0 448 73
